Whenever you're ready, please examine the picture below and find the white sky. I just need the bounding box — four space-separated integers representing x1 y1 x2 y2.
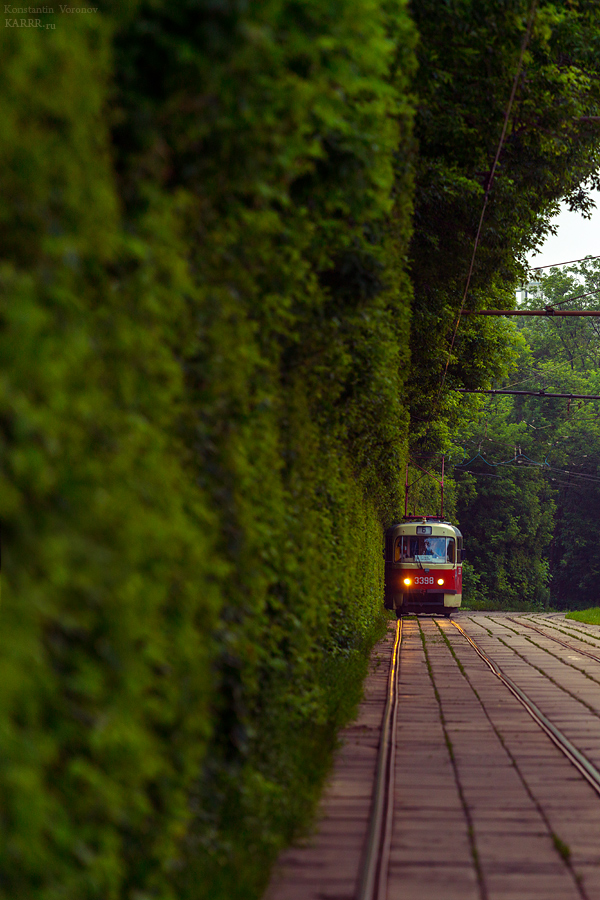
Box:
526 201 600 270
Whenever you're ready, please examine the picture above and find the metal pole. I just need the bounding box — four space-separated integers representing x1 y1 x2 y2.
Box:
404 464 409 517
440 455 445 518
456 389 600 400
462 309 600 317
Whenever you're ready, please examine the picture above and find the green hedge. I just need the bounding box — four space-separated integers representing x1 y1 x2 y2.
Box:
0 2 416 898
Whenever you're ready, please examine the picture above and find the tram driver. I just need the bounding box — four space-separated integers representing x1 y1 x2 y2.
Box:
422 537 446 560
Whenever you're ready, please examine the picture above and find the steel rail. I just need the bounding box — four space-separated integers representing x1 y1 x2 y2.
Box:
357 619 402 900
452 621 600 798
506 616 600 664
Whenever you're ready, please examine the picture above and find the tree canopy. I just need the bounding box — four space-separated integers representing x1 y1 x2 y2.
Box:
408 0 600 453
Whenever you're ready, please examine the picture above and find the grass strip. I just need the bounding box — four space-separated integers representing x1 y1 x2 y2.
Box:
567 608 600 627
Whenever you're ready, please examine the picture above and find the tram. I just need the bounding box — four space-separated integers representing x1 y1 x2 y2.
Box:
384 516 464 617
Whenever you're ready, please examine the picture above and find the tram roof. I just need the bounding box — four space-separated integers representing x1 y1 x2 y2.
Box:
388 519 462 538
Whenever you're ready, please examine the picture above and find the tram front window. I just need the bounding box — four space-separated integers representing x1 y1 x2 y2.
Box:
399 536 451 562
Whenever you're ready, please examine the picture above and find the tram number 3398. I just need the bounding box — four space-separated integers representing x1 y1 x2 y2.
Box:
414 576 435 585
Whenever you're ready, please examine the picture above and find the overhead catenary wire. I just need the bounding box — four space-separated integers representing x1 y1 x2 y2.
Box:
546 479 594 500
455 421 600 456
455 450 548 468
451 416 600 474
501 362 591 391
531 255 600 270
546 465 600 484
459 434 577 462
436 0 539 404
454 452 600 485
453 469 502 477
550 287 600 307
454 467 594 499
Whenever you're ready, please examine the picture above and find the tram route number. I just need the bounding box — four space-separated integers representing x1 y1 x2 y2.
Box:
414 576 435 585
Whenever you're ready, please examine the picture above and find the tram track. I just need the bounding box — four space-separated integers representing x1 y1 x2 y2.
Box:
467 615 600 701
525 614 600 653
357 619 401 900
510 612 600 647
421 619 488 900
506 615 600 664
359 615 600 900
451 620 600 800
269 614 600 900
474 617 600 713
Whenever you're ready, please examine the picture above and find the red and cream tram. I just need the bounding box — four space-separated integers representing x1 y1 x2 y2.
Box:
384 516 464 617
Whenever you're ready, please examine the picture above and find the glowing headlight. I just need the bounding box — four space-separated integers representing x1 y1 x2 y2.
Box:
437 578 444 585
403 577 412 586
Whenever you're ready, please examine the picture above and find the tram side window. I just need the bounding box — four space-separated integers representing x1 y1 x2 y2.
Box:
394 537 412 560
394 537 418 560
399 537 420 559
447 539 455 563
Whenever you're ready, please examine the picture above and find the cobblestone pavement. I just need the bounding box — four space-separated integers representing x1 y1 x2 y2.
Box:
265 613 600 900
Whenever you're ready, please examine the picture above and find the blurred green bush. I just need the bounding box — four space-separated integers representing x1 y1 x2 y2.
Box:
0 2 415 897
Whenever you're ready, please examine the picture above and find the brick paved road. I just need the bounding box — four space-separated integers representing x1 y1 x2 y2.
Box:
265 613 600 900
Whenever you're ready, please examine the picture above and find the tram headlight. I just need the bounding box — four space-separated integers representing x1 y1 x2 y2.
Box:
437 578 444 585
403 577 412 586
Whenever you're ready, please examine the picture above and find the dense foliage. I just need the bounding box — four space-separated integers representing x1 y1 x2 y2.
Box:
3 1 600 898
1 2 415 899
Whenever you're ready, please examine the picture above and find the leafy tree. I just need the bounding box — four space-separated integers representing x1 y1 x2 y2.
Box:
454 394 554 608
456 259 600 609
407 0 600 456
517 262 600 607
